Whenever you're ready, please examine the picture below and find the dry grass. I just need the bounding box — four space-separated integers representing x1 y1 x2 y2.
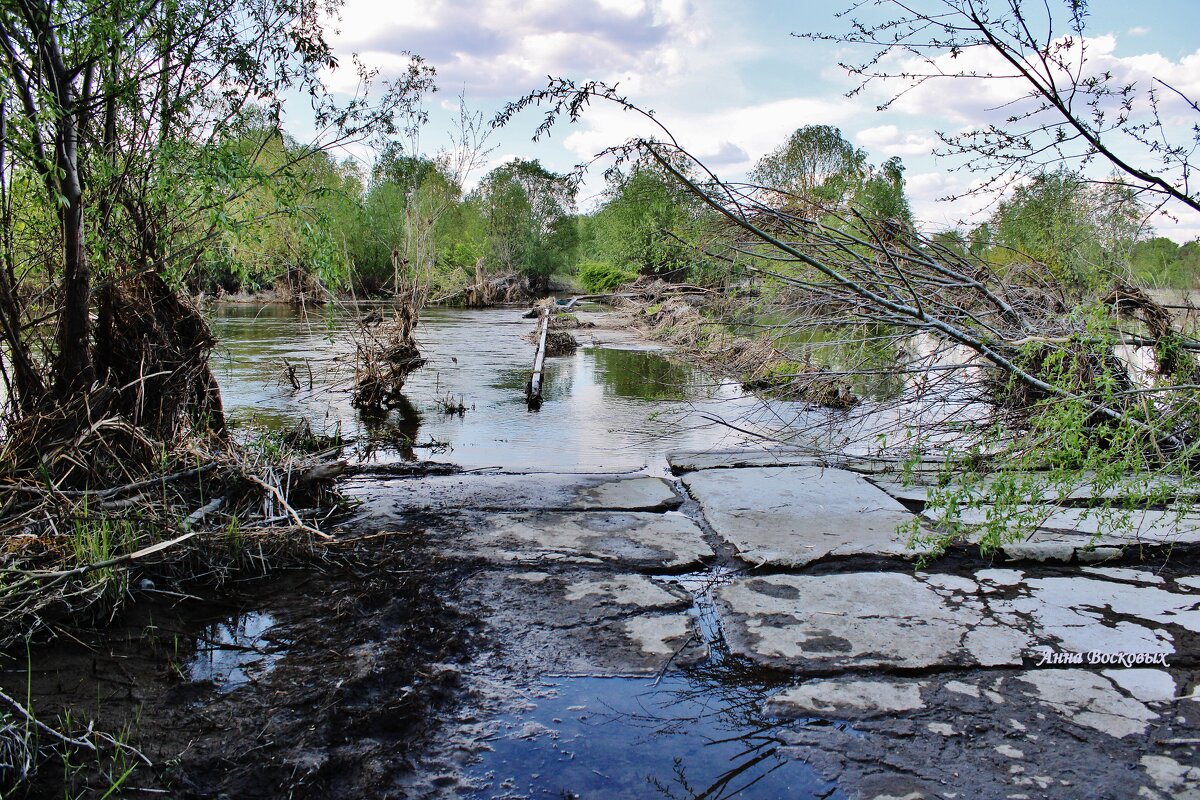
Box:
623 295 859 409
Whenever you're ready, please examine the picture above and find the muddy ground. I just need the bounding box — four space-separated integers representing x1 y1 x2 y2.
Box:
2 532 479 799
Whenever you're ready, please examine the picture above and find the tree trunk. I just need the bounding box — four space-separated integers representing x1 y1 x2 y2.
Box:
54 135 93 398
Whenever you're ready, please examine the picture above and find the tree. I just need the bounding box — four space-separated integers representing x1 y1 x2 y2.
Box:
471 159 577 292
986 169 1146 287
803 1 1200 218
751 125 866 210
853 156 914 233
585 158 699 279
0 0 430 450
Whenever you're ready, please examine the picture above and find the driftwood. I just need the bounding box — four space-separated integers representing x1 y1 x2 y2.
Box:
527 307 550 409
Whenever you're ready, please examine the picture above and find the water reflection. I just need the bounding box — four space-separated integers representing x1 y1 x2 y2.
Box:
469 672 843 799
357 392 423 460
209 305 777 471
187 610 284 693
589 348 714 401
730 319 906 402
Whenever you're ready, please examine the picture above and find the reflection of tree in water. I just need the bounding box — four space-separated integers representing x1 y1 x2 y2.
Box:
491 366 574 402
210 303 340 344
357 392 422 460
570 654 842 799
760 324 905 402
640 661 803 800
591 348 707 401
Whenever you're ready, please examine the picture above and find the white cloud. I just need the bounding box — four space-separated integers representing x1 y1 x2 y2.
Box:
558 95 855 175
1128 26 1150 36
854 124 939 158
877 33 1200 126
326 0 707 99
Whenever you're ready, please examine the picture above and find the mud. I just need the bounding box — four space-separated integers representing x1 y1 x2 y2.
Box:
3 539 477 799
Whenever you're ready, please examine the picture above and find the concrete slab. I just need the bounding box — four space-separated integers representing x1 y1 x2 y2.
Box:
345 473 682 514
457 568 707 675
716 570 1200 673
667 448 823 473
951 505 1200 544
764 678 927 719
872 474 1195 504
716 572 1029 671
444 511 713 571
762 668 1195 800
682 466 925 566
1017 670 1162 738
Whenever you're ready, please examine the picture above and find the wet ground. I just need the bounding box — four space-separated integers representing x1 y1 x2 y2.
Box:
4 305 1199 799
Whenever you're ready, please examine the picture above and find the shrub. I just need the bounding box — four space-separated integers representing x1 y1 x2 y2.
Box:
578 260 637 293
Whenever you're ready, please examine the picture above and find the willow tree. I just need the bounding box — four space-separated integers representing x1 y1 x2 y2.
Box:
471 158 577 293
750 125 867 211
0 0 430 460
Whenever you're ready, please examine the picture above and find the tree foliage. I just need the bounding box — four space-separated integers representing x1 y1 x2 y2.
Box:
981 169 1144 287
751 125 866 210
0 0 430 439
470 158 577 292
582 158 701 280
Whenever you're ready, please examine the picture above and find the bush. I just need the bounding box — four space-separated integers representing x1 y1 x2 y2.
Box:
578 260 637 293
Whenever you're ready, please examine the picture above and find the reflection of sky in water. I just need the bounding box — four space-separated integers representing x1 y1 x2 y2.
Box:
469 675 845 800
210 305 780 472
187 610 281 693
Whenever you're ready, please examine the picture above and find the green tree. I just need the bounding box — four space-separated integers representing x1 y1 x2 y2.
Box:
585 159 698 279
471 159 577 292
1129 237 1200 289
751 125 866 211
989 170 1145 288
852 156 913 235
0 0 430 434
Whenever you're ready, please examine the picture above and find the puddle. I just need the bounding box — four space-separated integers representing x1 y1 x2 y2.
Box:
468 674 844 799
466 567 847 799
186 610 284 692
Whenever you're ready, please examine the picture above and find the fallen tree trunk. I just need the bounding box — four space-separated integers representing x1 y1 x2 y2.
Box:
527 307 550 409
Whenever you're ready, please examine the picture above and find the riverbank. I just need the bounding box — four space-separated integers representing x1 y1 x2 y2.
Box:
605 288 861 408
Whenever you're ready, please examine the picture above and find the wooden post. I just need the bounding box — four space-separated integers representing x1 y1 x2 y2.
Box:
527 307 549 410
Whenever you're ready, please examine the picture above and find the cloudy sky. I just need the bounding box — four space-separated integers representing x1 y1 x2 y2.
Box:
314 0 1200 241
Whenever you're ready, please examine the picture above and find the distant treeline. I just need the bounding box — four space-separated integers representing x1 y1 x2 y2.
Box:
167 121 1200 298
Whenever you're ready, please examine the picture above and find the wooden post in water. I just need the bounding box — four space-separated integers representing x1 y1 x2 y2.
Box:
527 306 549 410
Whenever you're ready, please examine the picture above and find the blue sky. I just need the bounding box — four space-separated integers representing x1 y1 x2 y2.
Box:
312 0 1200 241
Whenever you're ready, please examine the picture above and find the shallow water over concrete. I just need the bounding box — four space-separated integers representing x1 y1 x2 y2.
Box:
468 674 843 799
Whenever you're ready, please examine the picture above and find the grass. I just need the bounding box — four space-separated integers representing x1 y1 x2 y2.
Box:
69 516 139 598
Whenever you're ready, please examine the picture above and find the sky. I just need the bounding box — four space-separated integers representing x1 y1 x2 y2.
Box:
307 0 1200 242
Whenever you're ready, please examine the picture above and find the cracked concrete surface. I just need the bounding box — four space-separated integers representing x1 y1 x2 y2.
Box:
667 449 1200 799
373 459 1198 798
682 466 929 566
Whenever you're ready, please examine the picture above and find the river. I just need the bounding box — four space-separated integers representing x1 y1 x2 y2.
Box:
211 303 784 472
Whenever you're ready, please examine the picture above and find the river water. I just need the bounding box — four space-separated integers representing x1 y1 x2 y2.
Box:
211 304 785 472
